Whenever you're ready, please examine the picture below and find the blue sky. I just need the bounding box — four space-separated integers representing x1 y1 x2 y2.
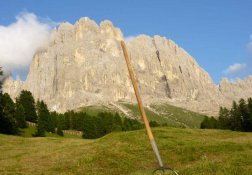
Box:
0 0 251 84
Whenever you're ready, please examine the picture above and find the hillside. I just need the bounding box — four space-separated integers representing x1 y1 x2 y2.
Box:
1 128 252 175
76 102 205 128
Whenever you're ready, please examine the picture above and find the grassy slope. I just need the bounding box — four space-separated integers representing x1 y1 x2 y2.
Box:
1 128 252 175
150 104 205 128
19 126 80 139
118 102 205 128
76 103 205 129
76 105 117 116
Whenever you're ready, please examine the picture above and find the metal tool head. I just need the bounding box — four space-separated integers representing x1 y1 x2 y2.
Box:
152 167 179 175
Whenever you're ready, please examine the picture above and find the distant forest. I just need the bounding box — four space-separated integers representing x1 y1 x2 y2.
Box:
201 98 252 132
0 89 145 139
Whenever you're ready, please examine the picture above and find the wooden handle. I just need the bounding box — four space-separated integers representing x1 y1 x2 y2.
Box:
120 41 154 141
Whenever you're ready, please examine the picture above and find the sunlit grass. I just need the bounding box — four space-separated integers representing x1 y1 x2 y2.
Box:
0 127 251 174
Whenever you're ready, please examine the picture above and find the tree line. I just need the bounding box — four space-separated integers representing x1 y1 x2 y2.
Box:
0 88 38 135
50 111 144 139
201 98 252 132
0 89 144 138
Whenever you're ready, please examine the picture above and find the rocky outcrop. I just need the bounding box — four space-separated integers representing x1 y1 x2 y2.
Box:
219 76 252 103
2 17 252 116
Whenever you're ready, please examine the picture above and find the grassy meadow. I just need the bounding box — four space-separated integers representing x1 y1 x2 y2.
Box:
0 127 252 175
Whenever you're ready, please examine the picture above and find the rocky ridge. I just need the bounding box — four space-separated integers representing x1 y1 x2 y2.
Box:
3 17 252 116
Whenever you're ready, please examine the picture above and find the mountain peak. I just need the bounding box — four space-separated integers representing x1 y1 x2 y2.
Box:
2 17 252 116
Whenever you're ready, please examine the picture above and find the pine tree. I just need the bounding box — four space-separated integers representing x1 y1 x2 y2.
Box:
200 116 218 129
56 119 64 136
63 111 71 130
14 103 27 128
103 112 114 134
209 117 218 128
34 100 50 137
230 101 242 131
75 112 85 131
47 114 55 133
239 98 251 132
113 113 123 131
0 93 18 134
17 90 37 122
49 111 58 133
218 107 230 129
248 98 252 131
200 116 209 129
82 114 97 139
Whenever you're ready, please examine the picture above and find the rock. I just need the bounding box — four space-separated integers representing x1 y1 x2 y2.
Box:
219 76 252 105
2 17 252 116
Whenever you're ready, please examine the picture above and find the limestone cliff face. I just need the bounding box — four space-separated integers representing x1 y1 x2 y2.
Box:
219 76 252 103
2 17 252 115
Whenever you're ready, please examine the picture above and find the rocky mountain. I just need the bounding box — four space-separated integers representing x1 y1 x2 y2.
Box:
3 17 252 116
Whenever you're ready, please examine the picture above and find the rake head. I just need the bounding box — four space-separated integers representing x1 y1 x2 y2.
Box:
152 166 179 175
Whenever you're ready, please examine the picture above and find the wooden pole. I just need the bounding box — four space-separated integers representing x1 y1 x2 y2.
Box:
121 41 164 168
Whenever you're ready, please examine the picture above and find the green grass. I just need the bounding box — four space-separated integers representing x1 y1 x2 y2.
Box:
19 126 81 139
150 104 205 128
119 102 205 128
76 103 205 129
76 105 119 116
0 128 252 174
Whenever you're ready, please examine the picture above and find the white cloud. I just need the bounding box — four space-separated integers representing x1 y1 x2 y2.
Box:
223 63 247 75
124 35 137 42
0 12 56 76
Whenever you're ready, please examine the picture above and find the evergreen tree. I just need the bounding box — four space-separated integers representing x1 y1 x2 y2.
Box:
34 100 50 137
200 116 218 129
75 112 85 131
112 113 123 131
56 119 64 136
102 112 114 134
200 116 209 129
218 107 230 129
248 98 252 131
209 117 218 128
0 93 18 134
82 114 97 139
122 118 132 131
239 99 251 132
49 111 58 133
14 103 27 128
17 90 37 122
63 111 71 130
230 101 242 131
47 114 56 133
